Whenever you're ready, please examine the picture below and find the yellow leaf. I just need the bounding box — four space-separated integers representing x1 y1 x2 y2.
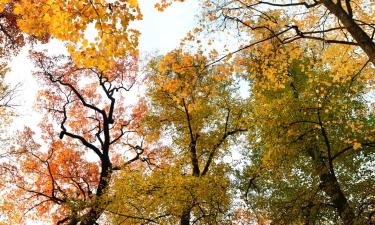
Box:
128 0 138 7
353 142 361 150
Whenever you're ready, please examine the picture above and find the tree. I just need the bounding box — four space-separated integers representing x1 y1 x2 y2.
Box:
155 1 374 223
0 1 145 224
108 50 250 225
0 52 146 224
237 41 374 224
157 0 375 65
0 1 372 224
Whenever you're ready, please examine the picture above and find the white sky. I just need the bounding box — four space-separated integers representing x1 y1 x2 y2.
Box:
137 0 199 53
6 0 199 131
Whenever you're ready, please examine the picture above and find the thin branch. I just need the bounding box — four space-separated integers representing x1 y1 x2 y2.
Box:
201 128 247 176
255 0 320 9
60 101 103 159
205 27 294 67
112 144 143 170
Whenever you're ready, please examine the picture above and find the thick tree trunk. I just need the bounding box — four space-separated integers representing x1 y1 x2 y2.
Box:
180 102 200 225
180 207 192 225
321 0 375 65
179 144 199 225
319 170 354 225
308 148 355 225
79 159 113 225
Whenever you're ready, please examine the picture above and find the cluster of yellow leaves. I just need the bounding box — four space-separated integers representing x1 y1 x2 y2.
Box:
0 0 142 70
152 49 233 112
244 41 374 168
239 36 374 223
168 0 374 72
108 165 231 224
117 49 251 224
146 49 249 156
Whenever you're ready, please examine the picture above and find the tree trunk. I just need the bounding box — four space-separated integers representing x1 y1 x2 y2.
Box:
321 0 375 65
308 148 355 225
319 170 354 225
79 159 113 225
180 207 192 225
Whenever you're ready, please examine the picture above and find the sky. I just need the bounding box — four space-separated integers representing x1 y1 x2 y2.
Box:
137 0 199 53
7 0 199 131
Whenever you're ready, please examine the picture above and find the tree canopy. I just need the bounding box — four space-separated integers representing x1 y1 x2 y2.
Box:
0 0 373 224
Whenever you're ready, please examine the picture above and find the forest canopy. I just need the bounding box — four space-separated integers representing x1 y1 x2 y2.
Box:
0 0 373 224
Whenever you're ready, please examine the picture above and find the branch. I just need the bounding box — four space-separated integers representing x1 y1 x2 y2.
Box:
98 74 115 124
109 123 134 145
0 23 16 46
350 59 370 86
284 35 359 45
39 62 105 116
0 82 21 108
255 0 320 8
289 120 320 126
345 0 353 18
182 98 200 176
16 184 65 204
332 142 375 161
284 25 359 45
201 128 247 176
317 110 335 176
106 209 170 224
60 101 103 159
205 26 294 67
112 144 143 170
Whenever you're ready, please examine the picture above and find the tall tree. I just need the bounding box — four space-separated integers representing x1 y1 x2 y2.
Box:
0 1 144 224
155 2 374 223
237 41 374 224
108 50 250 225
0 52 146 224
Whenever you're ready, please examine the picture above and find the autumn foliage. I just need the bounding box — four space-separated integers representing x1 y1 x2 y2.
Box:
0 0 374 225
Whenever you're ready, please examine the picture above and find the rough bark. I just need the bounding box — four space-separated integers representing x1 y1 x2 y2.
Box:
80 160 112 225
180 207 192 225
308 148 355 225
179 138 198 225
